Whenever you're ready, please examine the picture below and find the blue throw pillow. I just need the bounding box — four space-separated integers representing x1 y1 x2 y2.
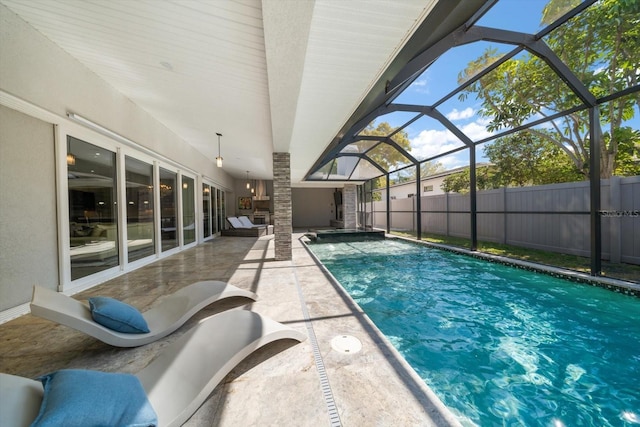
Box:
30 369 157 427
88 296 150 334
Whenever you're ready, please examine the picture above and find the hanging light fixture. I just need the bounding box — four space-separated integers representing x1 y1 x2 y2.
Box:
251 178 255 194
246 171 250 189
66 139 76 166
215 132 223 167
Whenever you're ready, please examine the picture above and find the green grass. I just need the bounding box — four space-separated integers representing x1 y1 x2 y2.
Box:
389 231 640 284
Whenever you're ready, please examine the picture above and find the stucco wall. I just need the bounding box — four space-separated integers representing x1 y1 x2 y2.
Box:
292 188 335 228
0 5 236 315
0 105 59 311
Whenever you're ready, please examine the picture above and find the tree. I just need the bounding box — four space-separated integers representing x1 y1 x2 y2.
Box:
359 121 414 189
483 132 583 186
458 0 640 178
359 122 413 168
441 132 584 193
440 165 498 194
421 161 446 178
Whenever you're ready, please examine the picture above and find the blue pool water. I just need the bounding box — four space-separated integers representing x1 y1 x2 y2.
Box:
307 238 640 427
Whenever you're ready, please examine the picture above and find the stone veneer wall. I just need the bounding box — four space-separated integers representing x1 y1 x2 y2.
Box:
343 184 357 229
273 152 292 260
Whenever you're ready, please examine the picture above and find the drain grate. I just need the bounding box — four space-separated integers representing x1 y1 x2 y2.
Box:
293 267 342 427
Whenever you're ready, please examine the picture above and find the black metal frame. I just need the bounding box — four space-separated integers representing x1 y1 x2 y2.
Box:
309 0 639 277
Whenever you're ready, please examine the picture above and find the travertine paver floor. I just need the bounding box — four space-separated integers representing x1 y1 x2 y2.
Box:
0 234 460 426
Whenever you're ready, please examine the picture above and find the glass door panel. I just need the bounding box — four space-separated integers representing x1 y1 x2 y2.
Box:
125 156 154 262
182 176 195 245
216 188 223 232
159 168 177 251
203 184 211 238
68 136 118 280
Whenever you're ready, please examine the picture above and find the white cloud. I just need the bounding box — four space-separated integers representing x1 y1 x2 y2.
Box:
446 107 474 121
410 77 429 94
438 154 467 169
459 119 494 142
410 129 464 160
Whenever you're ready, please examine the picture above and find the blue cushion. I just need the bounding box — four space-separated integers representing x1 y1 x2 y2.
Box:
88 296 150 334
30 369 157 427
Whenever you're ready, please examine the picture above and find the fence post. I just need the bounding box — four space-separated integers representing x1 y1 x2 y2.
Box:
609 176 621 264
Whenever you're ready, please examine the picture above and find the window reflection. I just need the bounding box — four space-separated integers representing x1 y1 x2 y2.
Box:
182 176 195 245
159 168 177 251
212 187 218 234
216 189 225 231
203 184 211 238
125 156 154 262
68 136 118 280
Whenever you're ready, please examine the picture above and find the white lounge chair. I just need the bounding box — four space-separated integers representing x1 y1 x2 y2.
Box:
237 215 267 228
30 281 257 347
227 216 263 229
0 309 307 427
224 216 271 237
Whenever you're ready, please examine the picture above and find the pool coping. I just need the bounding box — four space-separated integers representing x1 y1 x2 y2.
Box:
386 235 640 298
299 235 464 426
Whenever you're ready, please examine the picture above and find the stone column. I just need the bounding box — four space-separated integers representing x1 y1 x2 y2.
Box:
273 152 292 260
343 184 357 229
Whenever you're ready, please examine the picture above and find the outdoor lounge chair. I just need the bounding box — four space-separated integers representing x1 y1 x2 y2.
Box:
237 215 267 228
30 281 257 347
227 216 263 229
0 309 307 427
223 216 271 237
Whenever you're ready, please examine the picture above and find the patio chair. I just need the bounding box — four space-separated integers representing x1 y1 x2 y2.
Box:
226 216 246 229
237 215 267 228
227 216 263 229
0 309 306 427
30 281 257 347
224 216 269 237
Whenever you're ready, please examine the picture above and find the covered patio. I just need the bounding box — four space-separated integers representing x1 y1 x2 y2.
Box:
0 234 460 426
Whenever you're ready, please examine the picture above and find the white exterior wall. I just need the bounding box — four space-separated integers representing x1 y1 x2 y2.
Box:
375 175 449 200
0 5 236 317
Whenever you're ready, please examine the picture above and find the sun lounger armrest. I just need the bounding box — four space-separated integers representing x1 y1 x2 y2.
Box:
138 310 306 427
0 373 43 427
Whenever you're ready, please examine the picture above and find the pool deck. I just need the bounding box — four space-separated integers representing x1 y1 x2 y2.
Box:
0 233 461 426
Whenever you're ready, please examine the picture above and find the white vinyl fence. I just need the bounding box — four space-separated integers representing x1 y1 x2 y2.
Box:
366 176 640 265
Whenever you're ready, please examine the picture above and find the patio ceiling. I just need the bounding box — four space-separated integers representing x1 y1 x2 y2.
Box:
0 0 483 186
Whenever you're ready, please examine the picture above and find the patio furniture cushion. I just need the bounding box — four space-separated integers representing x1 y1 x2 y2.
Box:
88 296 150 334
31 369 157 427
1 310 306 427
226 216 245 228
237 216 266 228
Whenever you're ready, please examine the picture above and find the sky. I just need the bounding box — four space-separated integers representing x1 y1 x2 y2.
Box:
367 0 639 173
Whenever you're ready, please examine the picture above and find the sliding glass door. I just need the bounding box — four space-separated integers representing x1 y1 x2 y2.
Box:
125 156 155 262
67 136 118 280
182 176 195 245
65 135 230 286
159 168 177 252
203 184 211 238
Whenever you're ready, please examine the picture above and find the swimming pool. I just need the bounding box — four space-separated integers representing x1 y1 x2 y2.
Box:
306 238 640 427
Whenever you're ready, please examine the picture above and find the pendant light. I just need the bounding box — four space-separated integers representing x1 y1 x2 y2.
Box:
215 133 223 167
246 171 250 189
66 139 76 166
